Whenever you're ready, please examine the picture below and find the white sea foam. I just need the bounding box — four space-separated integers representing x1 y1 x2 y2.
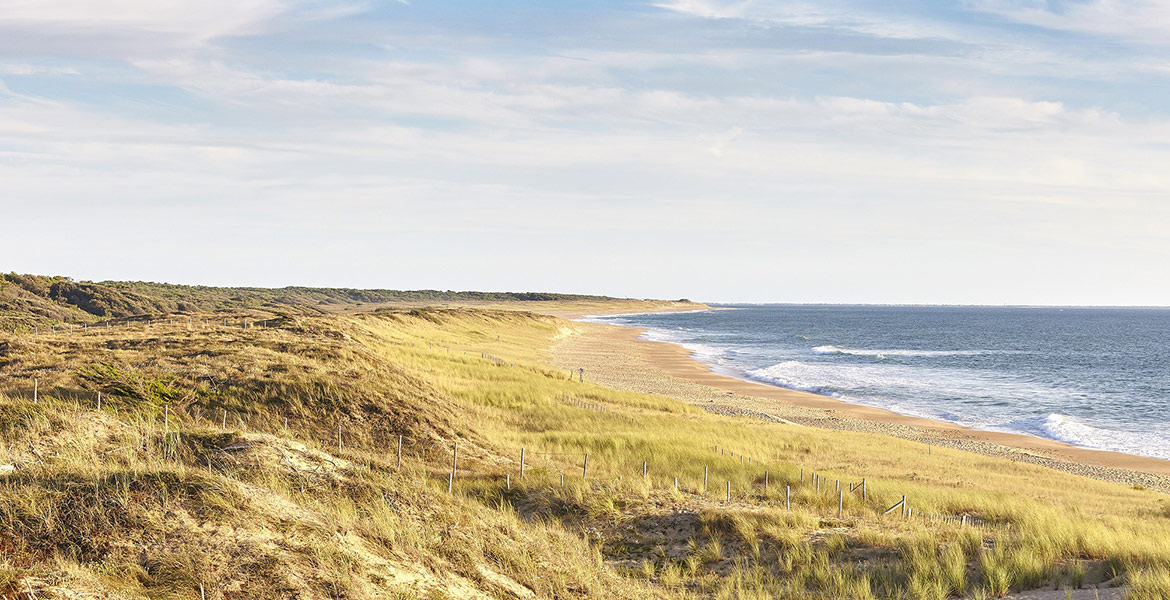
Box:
744 360 1170 460
576 308 719 323
745 360 1016 398
636 327 728 364
600 307 1170 462
1031 413 1170 461
742 361 841 395
811 345 994 358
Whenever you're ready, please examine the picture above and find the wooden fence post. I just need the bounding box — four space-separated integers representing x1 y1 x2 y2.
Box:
786 485 791 510
520 448 526 478
838 489 844 517
765 470 769 492
643 460 647 478
33 379 38 403
862 478 867 502
583 454 589 479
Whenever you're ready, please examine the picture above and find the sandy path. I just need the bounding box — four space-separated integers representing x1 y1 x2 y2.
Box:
552 321 1170 494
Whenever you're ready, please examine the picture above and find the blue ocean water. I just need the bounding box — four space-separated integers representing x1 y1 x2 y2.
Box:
587 306 1170 460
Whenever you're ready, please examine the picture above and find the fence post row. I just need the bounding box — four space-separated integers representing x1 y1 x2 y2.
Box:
17 368 940 526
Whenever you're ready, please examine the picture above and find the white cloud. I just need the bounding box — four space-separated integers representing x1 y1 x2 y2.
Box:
707 126 744 155
2 0 1170 302
1 52 1164 206
970 0 1170 43
0 63 80 76
0 0 280 43
0 0 366 52
654 0 961 40
653 0 755 20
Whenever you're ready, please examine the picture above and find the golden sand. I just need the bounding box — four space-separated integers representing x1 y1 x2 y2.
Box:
551 320 1170 493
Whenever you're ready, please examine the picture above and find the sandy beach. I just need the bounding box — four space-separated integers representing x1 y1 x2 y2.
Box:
552 319 1170 494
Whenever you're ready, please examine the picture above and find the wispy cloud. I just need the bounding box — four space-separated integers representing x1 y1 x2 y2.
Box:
2 0 1169 302
970 0 1170 43
654 0 962 41
0 0 367 54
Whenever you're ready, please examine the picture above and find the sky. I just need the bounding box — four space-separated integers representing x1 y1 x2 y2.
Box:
2 0 1169 304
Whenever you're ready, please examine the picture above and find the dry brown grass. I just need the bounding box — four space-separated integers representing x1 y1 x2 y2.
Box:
0 306 1166 599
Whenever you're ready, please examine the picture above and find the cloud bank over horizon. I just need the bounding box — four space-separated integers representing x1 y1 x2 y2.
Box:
2 0 1168 304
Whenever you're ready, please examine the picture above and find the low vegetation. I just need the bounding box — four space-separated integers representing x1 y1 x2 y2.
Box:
0 273 646 331
1 299 1168 598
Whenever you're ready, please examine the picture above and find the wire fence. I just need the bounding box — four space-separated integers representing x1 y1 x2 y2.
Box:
5 376 983 529
4 317 982 527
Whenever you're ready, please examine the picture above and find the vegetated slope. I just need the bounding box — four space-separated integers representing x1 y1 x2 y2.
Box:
0 309 669 599
1 307 1169 599
0 273 621 330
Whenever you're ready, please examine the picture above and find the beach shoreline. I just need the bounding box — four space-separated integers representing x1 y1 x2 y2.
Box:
551 316 1170 492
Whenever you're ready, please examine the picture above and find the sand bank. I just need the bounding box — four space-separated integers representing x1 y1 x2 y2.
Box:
552 320 1170 493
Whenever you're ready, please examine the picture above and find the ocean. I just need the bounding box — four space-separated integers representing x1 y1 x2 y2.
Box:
587 305 1170 461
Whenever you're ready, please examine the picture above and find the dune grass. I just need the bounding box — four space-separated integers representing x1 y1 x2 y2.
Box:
1 306 1167 598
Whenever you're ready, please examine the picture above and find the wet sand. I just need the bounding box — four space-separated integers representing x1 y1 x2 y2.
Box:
552 320 1170 493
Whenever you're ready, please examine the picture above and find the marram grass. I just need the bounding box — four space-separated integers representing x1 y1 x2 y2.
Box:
0 306 1167 598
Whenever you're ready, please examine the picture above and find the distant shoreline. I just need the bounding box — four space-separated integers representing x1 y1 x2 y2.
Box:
559 309 1170 492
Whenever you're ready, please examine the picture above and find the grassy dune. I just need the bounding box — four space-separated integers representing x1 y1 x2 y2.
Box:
2 306 1169 599
0 272 703 330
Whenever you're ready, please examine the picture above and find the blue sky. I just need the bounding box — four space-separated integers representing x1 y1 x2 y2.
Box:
2 0 1169 304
